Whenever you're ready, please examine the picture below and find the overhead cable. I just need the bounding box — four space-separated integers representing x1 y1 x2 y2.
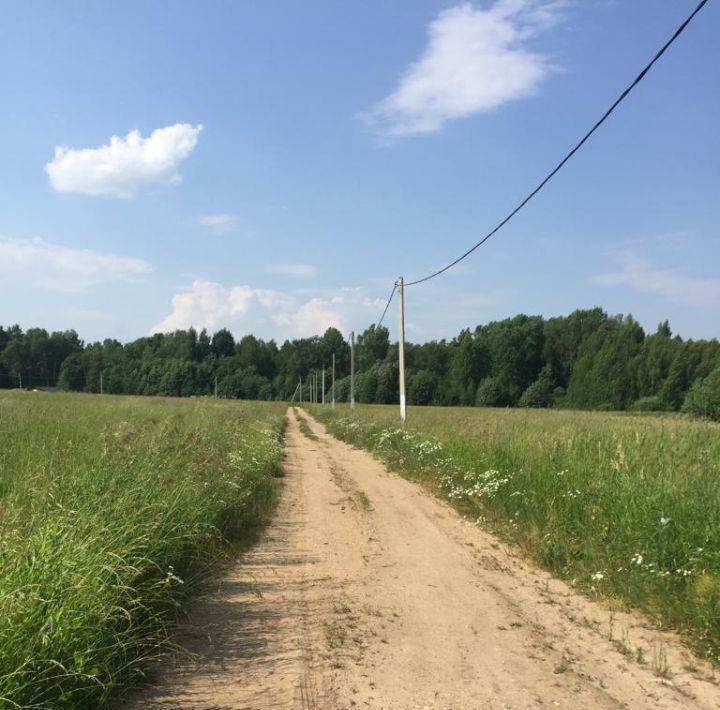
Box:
376 282 397 328
404 0 710 287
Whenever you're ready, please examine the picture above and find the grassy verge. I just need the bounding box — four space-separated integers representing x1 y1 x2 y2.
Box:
0 392 286 708
294 408 319 441
310 404 720 662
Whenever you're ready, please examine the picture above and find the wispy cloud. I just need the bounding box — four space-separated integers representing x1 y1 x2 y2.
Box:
364 0 563 137
593 251 720 308
45 123 203 197
0 237 152 291
267 263 318 278
197 213 236 234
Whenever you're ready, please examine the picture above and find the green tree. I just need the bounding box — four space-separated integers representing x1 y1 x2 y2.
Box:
682 365 720 421
408 370 437 405
211 329 236 357
475 377 504 407
518 365 555 408
356 325 389 372
57 354 85 391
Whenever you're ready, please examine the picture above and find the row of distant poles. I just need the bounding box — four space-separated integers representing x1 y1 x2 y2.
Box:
289 350 344 410
290 276 408 423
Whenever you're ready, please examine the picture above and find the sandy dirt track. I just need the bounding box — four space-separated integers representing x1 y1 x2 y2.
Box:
125 408 719 709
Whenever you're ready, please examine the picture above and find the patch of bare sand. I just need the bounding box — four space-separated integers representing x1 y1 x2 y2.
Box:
123 408 719 709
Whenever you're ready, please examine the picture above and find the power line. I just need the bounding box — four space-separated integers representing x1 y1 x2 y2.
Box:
376 282 397 328
404 0 710 288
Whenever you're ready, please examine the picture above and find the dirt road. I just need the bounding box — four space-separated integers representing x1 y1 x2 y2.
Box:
127 408 719 709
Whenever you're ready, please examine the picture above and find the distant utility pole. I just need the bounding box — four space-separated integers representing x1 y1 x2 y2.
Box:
290 379 301 403
332 353 336 409
214 375 218 399
100 371 104 395
300 376 303 404
18 373 22 389
397 276 407 422
322 369 325 405
350 331 356 411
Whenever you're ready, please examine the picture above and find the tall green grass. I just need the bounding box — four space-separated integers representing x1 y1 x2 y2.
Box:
311 404 720 662
0 392 286 708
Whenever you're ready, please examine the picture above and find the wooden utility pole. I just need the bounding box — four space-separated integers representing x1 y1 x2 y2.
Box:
100 372 104 395
397 276 407 422
322 369 325 405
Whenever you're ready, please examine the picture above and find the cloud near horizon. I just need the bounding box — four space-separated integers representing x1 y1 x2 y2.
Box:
364 0 562 137
45 123 203 197
151 280 348 338
0 237 152 291
593 251 720 308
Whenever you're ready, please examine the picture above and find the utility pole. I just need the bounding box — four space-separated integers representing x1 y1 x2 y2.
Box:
332 353 336 409
214 375 218 399
350 331 356 411
300 376 303 404
100 371 104 395
322 368 325 405
290 379 301 403
397 276 407 422
18 373 22 389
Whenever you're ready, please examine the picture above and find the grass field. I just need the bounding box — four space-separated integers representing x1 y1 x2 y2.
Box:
310 404 720 662
0 391 286 708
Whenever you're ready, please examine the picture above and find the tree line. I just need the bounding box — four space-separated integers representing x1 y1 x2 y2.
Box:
1 308 718 419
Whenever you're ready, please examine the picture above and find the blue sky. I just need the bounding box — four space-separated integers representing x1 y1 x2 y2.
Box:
1 0 718 344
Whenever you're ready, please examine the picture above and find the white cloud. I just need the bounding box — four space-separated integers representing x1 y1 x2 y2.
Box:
151 280 256 333
253 289 294 310
267 263 318 278
272 298 343 337
0 237 152 291
45 123 203 197
198 213 236 233
593 251 720 308
151 279 352 338
364 0 562 137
